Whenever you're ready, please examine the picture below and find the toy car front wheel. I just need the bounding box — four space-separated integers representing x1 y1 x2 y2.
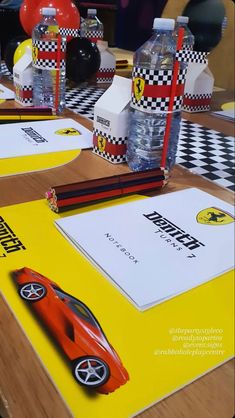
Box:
73 356 110 388
19 282 46 301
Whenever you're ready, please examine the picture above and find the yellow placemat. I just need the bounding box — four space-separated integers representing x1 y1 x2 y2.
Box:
0 149 80 177
0 197 233 418
221 101 235 110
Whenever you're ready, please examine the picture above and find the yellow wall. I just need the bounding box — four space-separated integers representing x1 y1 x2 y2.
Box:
162 0 234 90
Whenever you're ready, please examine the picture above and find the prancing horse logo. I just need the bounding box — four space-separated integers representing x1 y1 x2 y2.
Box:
97 135 106 152
133 77 145 102
55 128 81 136
196 207 234 225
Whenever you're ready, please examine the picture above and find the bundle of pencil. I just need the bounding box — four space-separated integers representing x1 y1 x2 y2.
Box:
0 107 55 115
0 107 59 123
46 168 168 213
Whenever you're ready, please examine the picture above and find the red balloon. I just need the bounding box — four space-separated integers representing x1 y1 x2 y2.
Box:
20 0 80 38
19 0 41 36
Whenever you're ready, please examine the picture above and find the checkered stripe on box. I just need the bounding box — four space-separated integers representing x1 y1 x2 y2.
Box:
131 95 183 112
59 28 80 37
96 68 115 83
20 86 33 91
176 50 208 64
15 83 33 99
93 129 126 144
93 147 126 163
184 93 212 100
183 93 212 112
183 104 211 112
17 97 33 104
97 77 114 83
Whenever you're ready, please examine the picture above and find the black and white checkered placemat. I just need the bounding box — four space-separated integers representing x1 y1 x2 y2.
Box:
65 84 105 120
178 120 234 192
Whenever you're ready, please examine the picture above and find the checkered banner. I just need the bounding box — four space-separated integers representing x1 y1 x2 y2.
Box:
93 128 127 164
32 39 66 70
59 28 80 38
131 67 187 112
176 50 209 64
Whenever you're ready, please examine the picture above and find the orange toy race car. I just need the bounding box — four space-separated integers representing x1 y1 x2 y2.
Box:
13 267 129 394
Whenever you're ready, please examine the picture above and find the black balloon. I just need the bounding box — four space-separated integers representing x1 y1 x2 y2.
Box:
66 38 101 83
4 35 29 74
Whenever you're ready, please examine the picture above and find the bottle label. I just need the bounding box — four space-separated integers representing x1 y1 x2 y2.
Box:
32 39 66 70
59 28 80 38
131 67 187 113
176 50 208 64
82 30 103 42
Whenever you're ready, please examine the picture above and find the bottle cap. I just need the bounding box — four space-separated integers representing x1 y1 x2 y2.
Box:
87 8 97 15
153 18 175 31
176 16 189 24
41 7 56 16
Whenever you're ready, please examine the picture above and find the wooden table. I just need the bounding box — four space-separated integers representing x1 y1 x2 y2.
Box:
0 78 234 418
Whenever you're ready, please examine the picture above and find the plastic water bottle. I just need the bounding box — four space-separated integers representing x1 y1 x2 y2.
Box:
175 16 195 50
126 18 186 172
80 8 104 42
32 7 66 113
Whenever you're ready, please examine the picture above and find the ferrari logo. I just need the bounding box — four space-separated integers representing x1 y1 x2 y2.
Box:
97 135 106 152
197 207 234 225
133 77 145 102
55 128 81 136
32 46 38 63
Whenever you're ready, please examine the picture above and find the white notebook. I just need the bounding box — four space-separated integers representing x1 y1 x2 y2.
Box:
0 118 92 158
55 188 234 310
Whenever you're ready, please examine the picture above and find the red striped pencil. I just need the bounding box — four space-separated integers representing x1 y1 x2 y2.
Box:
46 168 168 212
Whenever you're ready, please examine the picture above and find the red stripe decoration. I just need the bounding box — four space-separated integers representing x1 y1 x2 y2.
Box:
96 70 115 78
132 83 185 99
93 135 126 156
19 89 32 99
37 50 66 61
183 96 212 107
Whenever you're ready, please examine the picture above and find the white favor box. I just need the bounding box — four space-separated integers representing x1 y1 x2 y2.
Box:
96 41 116 84
183 62 214 112
93 75 132 163
13 54 33 107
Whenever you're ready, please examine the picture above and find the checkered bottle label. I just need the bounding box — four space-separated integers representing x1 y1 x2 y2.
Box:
131 66 187 112
82 30 103 42
176 50 208 64
32 38 66 70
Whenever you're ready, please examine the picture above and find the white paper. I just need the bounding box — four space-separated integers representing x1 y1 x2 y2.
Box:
0 83 15 100
212 109 235 122
55 189 235 310
0 118 93 158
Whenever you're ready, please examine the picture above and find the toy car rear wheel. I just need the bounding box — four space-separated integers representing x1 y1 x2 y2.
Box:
19 282 47 301
73 356 110 388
